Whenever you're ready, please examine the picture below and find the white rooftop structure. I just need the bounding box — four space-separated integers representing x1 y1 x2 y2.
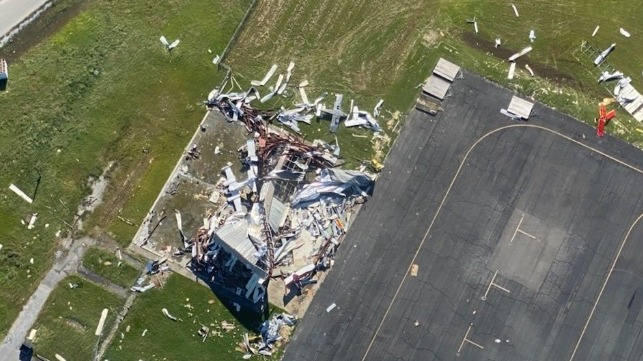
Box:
507 96 534 119
618 83 643 122
422 75 451 100
433 58 461 81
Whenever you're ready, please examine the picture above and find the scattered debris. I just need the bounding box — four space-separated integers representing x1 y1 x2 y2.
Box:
326 303 337 313
619 28 631 38
494 38 501 48
410 264 419 276
466 17 478 33
592 25 600 37
252 64 278 87
594 43 616 66
529 29 536 43
507 62 516 80
508 46 532 62
525 64 535 77
27 213 38 230
9 183 33 204
162 308 180 321
141 329 148 337
511 4 519 17
159 35 180 52
55 354 67 361
198 325 210 342
27 329 37 341
95 309 109 336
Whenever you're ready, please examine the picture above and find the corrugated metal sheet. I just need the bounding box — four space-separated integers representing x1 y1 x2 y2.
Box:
507 96 534 119
619 84 643 122
268 198 289 233
422 75 451 100
434 58 460 82
213 218 267 278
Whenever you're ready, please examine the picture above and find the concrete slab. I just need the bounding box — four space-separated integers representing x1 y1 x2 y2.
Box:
282 71 643 361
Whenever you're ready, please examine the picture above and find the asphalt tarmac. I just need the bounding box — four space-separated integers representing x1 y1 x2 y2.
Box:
282 71 643 361
0 0 49 38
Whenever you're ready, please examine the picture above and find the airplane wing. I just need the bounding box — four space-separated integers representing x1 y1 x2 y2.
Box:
169 39 180 50
333 94 343 112
160 36 169 47
222 165 236 185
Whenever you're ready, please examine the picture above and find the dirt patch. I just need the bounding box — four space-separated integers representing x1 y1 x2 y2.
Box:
64 318 87 332
0 0 89 61
460 31 579 87
422 29 441 48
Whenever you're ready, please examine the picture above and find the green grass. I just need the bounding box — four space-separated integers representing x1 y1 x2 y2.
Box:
0 0 250 338
82 247 140 288
31 275 122 360
103 274 257 361
227 0 643 156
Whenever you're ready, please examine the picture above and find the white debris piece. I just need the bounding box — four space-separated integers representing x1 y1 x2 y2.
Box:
511 4 519 17
212 55 220 65
508 46 532 61
260 65 278 86
326 303 337 313
142 329 148 336
373 99 384 118
474 21 479 34
525 64 534 77
286 61 295 83
620 27 631 38
508 62 516 80
175 210 183 233
30 257 34 264
592 25 600 37
27 213 37 230
162 308 179 321
95 309 109 336
9 184 33 203
55 354 67 361
0 244 3 252
529 29 536 43
495 38 501 48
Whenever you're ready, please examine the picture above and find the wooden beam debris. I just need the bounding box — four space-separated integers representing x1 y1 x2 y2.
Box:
9 183 33 203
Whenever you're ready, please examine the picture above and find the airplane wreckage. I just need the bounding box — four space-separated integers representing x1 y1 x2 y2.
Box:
176 63 382 314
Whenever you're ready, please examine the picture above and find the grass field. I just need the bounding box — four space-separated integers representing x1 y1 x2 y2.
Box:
103 274 264 361
31 275 122 360
227 0 643 150
0 0 249 338
82 247 140 288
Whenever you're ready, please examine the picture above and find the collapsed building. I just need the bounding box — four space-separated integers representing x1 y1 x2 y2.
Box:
184 90 375 314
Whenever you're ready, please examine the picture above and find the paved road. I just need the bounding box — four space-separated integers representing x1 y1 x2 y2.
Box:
0 238 94 361
283 72 643 361
0 0 50 38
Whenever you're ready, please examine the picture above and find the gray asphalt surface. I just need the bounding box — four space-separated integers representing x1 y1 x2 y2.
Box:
283 71 643 361
0 238 94 361
0 0 49 38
